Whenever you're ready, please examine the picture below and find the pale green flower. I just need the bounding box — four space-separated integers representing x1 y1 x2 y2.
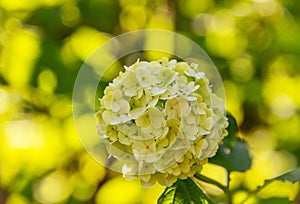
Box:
160 83 179 100
154 150 177 172
176 76 200 98
184 67 205 80
181 123 198 140
170 134 190 152
118 122 138 137
122 71 141 97
157 68 177 87
122 163 138 179
100 88 131 125
96 58 228 187
102 109 130 125
139 162 156 176
132 139 158 162
139 126 168 140
102 88 129 112
155 136 169 152
117 132 133 145
107 141 135 161
135 111 151 129
190 138 209 158
135 67 161 88
129 89 158 119
165 97 190 119
135 107 166 139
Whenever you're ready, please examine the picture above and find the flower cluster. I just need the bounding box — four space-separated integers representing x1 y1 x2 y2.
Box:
96 57 228 187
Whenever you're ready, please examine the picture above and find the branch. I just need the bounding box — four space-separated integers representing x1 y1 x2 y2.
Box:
194 172 229 194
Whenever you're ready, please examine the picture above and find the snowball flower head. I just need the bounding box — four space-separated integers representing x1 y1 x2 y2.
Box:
96 57 228 187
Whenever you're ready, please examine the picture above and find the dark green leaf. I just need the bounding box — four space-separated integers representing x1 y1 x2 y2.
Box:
210 113 252 172
225 113 239 142
267 168 300 183
157 178 215 204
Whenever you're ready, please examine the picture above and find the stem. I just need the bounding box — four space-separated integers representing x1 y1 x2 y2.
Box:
194 172 229 193
226 172 232 204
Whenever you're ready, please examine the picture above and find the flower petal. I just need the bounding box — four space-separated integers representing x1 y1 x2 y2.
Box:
129 106 147 119
151 86 167 96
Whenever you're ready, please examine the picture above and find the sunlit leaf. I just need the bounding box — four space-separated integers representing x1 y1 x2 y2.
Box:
157 178 215 204
210 113 252 172
250 169 300 201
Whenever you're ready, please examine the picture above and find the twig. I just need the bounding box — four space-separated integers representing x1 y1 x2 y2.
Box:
194 172 229 194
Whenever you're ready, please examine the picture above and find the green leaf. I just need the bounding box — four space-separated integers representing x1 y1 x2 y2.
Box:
245 168 300 201
255 168 300 192
225 113 239 141
267 168 300 183
157 178 215 204
210 113 252 172
257 197 292 204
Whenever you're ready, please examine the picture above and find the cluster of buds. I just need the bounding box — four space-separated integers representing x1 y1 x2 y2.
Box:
96 57 228 187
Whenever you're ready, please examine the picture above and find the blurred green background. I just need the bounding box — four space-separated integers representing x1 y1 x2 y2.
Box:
1 0 300 203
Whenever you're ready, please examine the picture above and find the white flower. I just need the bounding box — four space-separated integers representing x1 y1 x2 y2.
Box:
121 71 141 97
165 97 190 119
132 139 158 162
136 67 161 88
158 68 177 87
102 109 130 125
102 88 128 112
184 67 205 80
96 58 228 187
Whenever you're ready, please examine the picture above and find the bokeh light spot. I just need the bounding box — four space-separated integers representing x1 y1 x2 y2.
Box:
270 94 296 119
2 27 40 89
60 3 82 27
0 88 9 114
147 6 174 30
6 193 29 204
247 127 277 154
120 5 148 31
192 14 211 36
178 0 214 18
254 0 278 17
95 176 142 204
224 80 244 124
119 0 147 7
0 0 40 10
5 120 43 149
206 31 247 59
37 69 57 93
69 26 112 61
34 171 73 203
229 55 254 82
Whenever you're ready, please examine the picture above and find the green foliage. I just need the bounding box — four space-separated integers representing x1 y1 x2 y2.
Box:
157 178 214 204
257 197 291 204
210 113 252 172
254 168 300 196
270 168 300 183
